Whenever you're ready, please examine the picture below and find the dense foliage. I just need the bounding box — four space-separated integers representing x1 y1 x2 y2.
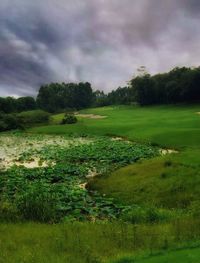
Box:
17 110 50 126
0 110 50 132
0 137 158 222
0 96 36 113
36 82 93 112
107 86 135 105
0 113 22 131
1 66 200 116
61 113 77 124
92 87 134 107
130 67 200 105
93 66 200 106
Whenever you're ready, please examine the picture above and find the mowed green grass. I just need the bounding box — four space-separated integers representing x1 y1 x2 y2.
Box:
113 246 200 263
29 105 200 148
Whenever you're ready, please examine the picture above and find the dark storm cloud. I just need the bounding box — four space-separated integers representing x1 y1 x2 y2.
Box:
0 0 200 96
182 0 200 15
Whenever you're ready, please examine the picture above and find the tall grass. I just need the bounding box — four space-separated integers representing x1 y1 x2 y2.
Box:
1 219 200 263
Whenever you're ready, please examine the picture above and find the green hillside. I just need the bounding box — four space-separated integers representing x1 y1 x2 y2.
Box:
1 104 200 262
29 105 200 148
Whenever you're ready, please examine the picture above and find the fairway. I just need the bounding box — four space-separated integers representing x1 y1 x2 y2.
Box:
29 105 200 148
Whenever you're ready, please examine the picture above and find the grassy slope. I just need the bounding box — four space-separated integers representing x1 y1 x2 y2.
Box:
85 106 200 221
5 104 200 262
29 105 200 148
30 104 200 210
89 156 200 209
112 246 200 263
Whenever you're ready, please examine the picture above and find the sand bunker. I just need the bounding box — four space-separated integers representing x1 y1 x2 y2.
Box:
111 137 132 143
75 114 107 119
160 149 178 155
111 137 124 141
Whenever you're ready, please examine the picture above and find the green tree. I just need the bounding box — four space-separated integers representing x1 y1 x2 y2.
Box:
16 97 36 112
36 82 93 112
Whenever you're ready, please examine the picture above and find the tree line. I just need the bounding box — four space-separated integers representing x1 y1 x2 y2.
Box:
37 82 93 112
95 66 200 106
1 66 200 115
0 82 93 114
0 82 93 131
0 96 36 113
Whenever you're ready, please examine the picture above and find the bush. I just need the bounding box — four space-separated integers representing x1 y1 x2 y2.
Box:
0 110 50 132
61 113 77 125
17 110 50 126
0 120 7 131
0 113 23 132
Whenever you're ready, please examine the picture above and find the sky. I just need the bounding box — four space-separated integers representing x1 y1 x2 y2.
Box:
0 0 200 97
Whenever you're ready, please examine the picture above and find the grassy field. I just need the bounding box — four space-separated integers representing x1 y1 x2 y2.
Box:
89 156 200 210
30 104 200 207
1 221 200 263
29 105 200 148
113 246 200 263
1 104 200 262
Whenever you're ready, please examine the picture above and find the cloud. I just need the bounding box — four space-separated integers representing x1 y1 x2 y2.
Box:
0 0 200 96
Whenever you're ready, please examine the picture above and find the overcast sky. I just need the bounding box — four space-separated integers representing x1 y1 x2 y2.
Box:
0 0 200 97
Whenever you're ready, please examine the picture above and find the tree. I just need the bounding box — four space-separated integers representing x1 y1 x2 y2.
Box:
0 113 21 131
36 82 93 112
130 74 155 105
17 97 36 112
0 97 17 113
93 90 110 107
129 66 200 105
0 96 36 113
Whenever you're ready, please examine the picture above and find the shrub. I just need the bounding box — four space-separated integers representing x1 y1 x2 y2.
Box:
61 113 77 125
0 120 7 131
17 110 50 126
0 113 23 132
